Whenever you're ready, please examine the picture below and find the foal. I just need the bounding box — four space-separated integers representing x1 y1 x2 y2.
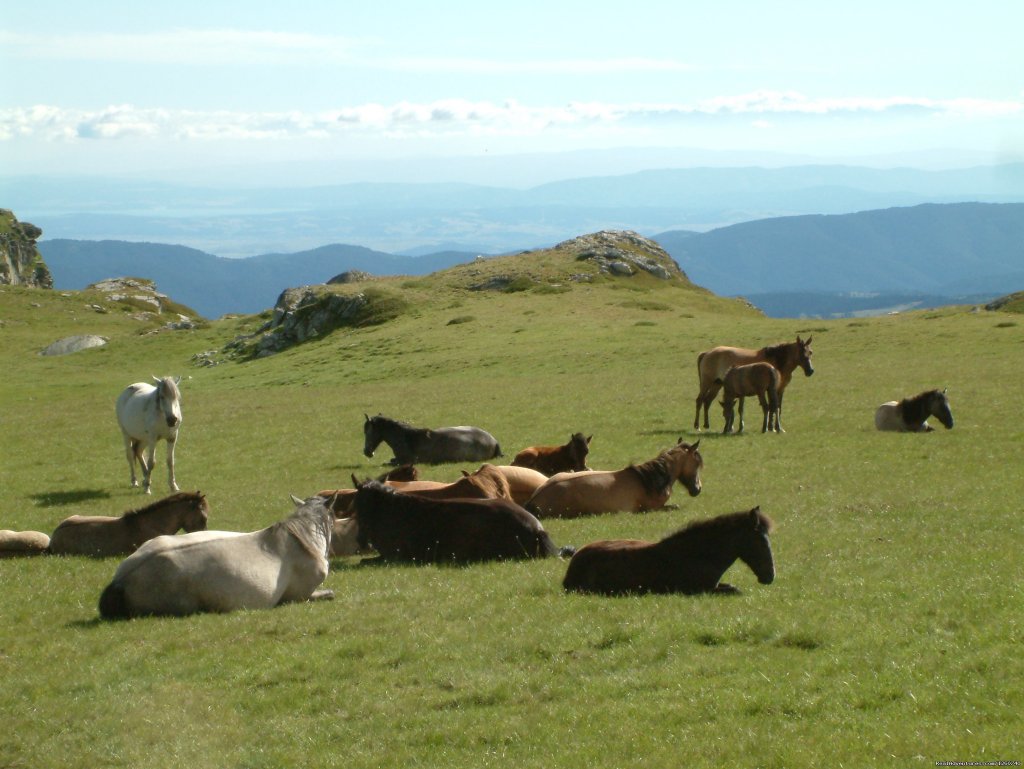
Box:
718 363 781 434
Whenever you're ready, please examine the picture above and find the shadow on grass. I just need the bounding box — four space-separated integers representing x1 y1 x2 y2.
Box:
67 616 105 629
30 489 111 507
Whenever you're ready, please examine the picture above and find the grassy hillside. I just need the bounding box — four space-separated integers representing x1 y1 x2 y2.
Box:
1 243 1021 768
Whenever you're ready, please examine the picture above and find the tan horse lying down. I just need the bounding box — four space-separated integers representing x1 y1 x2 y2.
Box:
0 529 50 558
49 491 209 557
875 389 953 432
491 465 549 505
525 441 703 518
98 495 334 618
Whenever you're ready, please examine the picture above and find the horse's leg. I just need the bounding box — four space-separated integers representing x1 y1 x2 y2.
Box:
702 383 721 430
737 397 745 434
124 436 139 487
712 583 740 594
142 441 157 494
165 437 179 492
776 390 786 433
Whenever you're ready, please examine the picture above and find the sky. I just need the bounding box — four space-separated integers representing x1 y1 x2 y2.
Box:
2 0 1023 186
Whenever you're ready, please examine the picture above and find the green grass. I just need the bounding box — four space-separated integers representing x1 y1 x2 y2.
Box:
1 263 1022 768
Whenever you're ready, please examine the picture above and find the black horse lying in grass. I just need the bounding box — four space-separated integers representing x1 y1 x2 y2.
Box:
562 507 775 595
352 478 565 563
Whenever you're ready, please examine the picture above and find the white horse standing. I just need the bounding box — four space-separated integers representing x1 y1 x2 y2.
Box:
98 495 335 618
116 376 182 494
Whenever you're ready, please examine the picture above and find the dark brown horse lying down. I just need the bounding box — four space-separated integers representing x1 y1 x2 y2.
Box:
512 432 592 476
352 478 562 563
563 507 775 595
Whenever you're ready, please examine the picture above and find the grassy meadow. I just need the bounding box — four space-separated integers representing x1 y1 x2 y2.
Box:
1 253 1022 768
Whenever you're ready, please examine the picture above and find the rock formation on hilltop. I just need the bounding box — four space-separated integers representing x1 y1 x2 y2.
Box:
558 230 689 281
0 209 53 288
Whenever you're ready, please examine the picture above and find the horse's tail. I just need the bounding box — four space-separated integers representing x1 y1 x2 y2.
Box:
558 544 577 559
98 581 130 620
696 351 706 378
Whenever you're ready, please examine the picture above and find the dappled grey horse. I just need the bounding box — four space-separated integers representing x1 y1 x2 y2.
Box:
362 413 502 465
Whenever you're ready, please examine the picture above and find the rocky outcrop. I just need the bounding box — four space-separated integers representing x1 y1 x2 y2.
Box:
0 209 53 288
557 230 688 282
226 285 372 358
40 335 109 356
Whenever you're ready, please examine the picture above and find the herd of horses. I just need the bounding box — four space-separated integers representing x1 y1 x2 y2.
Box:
0 336 955 618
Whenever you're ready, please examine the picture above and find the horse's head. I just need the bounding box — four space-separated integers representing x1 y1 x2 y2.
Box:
153 376 183 428
739 506 775 585
931 389 954 429
183 491 209 532
363 414 383 458
569 433 592 471
673 439 703 497
796 336 814 377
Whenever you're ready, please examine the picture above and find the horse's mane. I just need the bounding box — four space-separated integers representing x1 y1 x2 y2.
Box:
899 389 943 423
760 342 794 369
660 508 773 548
627 452 676 496
278 499 332 559
122 491 203 518
370 415 420 432
158 376 181 401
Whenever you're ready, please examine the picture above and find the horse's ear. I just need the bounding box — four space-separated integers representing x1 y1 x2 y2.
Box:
942 387 947 394
351 474 360 488
749 506 761 524
364 413 370 422
691 439 700 451
152 375 161 383
174 375 182 385
461 470 470 477
587 435 593 444
290 494 304 506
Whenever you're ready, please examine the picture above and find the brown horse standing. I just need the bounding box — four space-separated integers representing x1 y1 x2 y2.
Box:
524 440 702 518
719 362 781 434
694 336 813 432
512 433 592 475
48 491 209 557
563 507 774 595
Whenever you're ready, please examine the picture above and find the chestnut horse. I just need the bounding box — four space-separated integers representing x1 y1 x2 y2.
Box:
524 440 702 519
875 389 953 432
563 507 774 595
319 464 511 517
352 478 561 563
49 491 209 557
694 336 813 432
719 362 781 434
512 433 592 475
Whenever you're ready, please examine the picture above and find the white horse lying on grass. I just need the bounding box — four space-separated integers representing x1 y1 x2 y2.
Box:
116 376 183 494
99 495 334 619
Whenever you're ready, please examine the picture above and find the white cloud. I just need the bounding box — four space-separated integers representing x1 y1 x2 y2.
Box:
2 93 1020 144
0 28 360 66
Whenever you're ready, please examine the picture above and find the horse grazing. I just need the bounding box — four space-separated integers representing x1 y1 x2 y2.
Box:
694 336 813 432
116 376 183 494
563 506 775 595
363 414 502 465
525 440 702 519
492 465 550 505
331 516 372 557
875 389 953 432
48 491 209 557
352 478 560 563
0 530 50 558
718 362 781 434
513 433 592 475
98 495 334 619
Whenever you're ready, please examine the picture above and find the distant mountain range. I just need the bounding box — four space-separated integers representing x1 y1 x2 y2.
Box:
13 163 1024 257
38 202 1023 319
